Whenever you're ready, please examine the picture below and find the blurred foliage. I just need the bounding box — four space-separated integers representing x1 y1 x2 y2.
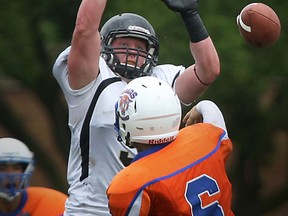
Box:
0 0 287 215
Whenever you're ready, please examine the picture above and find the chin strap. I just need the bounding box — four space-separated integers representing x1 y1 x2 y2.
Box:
0 191 20 202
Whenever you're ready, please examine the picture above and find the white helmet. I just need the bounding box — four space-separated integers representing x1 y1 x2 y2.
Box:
0 138 34 200
115 76 181 148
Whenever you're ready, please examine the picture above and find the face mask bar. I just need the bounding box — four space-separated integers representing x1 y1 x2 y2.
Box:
0 161 33 200
114 102 134 148
101 28 159 79
0 172 32 197
101 46 156 79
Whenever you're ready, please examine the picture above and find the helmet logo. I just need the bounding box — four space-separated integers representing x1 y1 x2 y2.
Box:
128 25 150 35
148 136 175 144
119 89 138 120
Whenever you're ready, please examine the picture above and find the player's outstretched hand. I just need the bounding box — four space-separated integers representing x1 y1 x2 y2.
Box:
182 106 203 127
161 0 198 14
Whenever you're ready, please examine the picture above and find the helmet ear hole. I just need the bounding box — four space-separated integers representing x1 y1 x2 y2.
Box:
125 132 133 148
101 53 112 62
125 132 130 141
134 101 137 113
122 123 126 131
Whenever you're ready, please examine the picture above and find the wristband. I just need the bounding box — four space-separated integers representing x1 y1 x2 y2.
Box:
181 11 209 43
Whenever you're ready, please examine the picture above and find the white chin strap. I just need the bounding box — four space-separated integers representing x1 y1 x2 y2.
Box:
0 191 20 201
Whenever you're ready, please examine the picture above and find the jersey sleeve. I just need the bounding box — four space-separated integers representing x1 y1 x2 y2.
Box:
152 64 185 88
220 138 233 163
52 46 98 107
23 187 67 216
108 187 151 216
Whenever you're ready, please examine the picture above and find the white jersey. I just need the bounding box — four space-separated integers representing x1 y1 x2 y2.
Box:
52 46 185 216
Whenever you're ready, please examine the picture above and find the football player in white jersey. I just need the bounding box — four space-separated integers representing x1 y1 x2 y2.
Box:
52 0 220 215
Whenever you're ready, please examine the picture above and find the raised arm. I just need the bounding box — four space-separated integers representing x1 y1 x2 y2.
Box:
67 0 107 90
184 100 228 139
183 100 233 162
162 0 220 103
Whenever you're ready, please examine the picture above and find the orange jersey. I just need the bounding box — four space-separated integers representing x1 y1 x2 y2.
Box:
11 187 67 216
107 123 234 216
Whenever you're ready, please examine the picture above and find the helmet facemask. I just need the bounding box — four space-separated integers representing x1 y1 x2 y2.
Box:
0 162 33 201
114 102 134 148
101 44 156 79
0 138 34 201
100 13 159 79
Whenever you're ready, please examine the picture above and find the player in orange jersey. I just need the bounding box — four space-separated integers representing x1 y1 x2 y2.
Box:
107 76 234 216
0 137 67 216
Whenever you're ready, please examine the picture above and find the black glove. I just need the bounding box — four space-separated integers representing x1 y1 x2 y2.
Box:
162 0 208 43
161 0 198 14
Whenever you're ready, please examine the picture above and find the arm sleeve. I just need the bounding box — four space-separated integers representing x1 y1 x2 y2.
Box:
196 100 233 162
195 100 229 140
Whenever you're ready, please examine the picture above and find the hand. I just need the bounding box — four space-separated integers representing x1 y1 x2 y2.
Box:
161 0 198 14
182 106 203 127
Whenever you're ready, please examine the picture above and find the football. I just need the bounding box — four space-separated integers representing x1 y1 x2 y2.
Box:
236 3 281 48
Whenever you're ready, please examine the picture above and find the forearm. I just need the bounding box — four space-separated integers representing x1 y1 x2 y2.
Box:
68 0 106 89
162 0 220 103
175 39 219 103
75 0 106 33
175 65 208 104
190 38 220 85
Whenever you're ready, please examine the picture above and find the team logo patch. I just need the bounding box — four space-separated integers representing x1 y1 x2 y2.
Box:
119 88 138 120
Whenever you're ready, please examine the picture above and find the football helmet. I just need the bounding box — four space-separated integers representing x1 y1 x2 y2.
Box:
100 13 159 79
115 76 181 148
0 138 34 200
